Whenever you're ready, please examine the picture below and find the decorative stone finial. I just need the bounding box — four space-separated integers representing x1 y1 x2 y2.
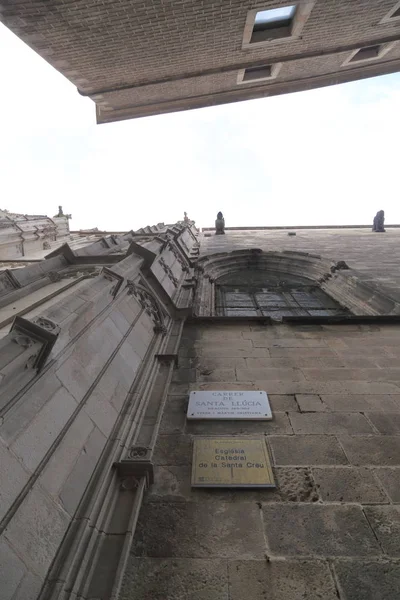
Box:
215 211 225 235
183 211 189 223
372 210 385 232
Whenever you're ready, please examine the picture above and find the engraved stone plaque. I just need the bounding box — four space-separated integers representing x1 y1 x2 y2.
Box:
191 437 275 488
187 390 272 420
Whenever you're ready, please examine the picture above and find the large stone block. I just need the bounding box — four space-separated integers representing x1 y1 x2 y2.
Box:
321 394 400 412
289 412 373 434
0 440 31 521
159 396 188 434
236 368 305 382
4 487 69 577
153 435 193 466
59 426 106 516
295 394 328 412
39 411 94 498
10 570 43 600
132 502 265 559
374 468 400 502
259 339 328 349
262 504 380 557
228 559 337 600
197 356 246 369
200 346 268 358
269 435 348 466
56 315 124 400
333 560 400 600
269 394 299 412
270 347 336 358
197 368 236 382
10 385 78 472
339 436 400 466
83 386 119 437
0 537 27 600
312 467 388 503
0 375 62 444
366 413 400 434
364 506 400 556
120 558 228 600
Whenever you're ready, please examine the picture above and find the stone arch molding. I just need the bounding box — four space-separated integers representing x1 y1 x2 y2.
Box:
194 249 400 317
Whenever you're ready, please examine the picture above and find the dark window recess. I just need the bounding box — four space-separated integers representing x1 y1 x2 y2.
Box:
243 65 272 81
350 45 381 62
215 270 348 318
251 6 296 43
393 7 400 17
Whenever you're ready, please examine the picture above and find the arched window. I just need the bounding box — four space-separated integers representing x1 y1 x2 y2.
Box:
215 270 348 317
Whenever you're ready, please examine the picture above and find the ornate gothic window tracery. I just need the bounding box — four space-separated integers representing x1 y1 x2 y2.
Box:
215 270 348 318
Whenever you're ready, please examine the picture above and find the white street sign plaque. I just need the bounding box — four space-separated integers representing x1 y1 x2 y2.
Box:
187 390 272 420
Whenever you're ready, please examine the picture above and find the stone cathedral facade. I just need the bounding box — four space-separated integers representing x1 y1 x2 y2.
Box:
1 211 400 600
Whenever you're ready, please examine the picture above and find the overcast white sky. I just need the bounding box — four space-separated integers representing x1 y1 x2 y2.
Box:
1 22 400 231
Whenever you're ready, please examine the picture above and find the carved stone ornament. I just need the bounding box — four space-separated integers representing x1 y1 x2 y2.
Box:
168 242 188 272
159 257 179 286
128 446 149 459
25 353 40 370
47 270 62 282
120 476 140 491
11 332 35 349
126 280 167 334
33 317 60 334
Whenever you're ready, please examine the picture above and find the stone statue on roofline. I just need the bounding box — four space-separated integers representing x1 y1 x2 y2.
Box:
54 206 72 220
215 211 225 235
372 210 385 232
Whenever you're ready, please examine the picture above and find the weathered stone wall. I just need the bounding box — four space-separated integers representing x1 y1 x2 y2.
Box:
121 320 400 600
0 221 197 600
200 228 400 303
0 264 157 599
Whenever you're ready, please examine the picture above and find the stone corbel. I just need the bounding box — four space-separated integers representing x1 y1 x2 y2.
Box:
102 267 124 298
114 446 154 489
13 315 60 371
0 316 59 395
